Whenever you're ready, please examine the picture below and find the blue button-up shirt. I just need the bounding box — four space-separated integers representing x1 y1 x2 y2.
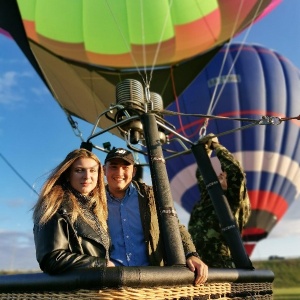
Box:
107 183 149 266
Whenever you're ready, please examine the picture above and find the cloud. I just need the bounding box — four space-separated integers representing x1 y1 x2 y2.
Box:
0 69 50 109
0 71 22 105
0 230 39 271
30 86 49 97
270 219 300 238
0 71 18 89
0 195 28 208
267 200 300 238
5 198 26 209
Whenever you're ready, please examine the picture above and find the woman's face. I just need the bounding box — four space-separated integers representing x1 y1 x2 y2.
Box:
69 157 99 195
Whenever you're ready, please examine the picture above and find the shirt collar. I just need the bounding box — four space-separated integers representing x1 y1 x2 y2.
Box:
106 182 135 202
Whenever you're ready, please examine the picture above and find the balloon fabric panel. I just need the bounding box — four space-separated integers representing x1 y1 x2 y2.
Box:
16 0 275 68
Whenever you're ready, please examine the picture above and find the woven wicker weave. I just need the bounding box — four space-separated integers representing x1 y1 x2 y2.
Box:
0 282 273 300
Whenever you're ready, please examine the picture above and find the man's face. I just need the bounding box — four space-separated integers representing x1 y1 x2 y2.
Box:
218 171 228 190
104 158 136 198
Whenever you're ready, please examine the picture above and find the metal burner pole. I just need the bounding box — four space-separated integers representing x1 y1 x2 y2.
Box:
141 113 186 266
191 142 253 269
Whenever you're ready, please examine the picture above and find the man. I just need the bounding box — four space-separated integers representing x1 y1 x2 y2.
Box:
103 147 208 285
188 135 251 268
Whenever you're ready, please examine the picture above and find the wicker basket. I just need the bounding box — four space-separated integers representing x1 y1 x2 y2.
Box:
0 266 274 300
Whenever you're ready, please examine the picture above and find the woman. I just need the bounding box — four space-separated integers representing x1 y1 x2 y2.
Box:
33 149 114 274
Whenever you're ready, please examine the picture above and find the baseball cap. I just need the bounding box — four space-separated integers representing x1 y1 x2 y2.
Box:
104 148 135 165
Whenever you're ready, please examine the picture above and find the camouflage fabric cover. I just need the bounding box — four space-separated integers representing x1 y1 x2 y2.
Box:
188 144 251 268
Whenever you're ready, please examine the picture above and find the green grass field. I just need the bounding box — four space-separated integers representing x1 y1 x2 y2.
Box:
274 287 300 299
253 258 300 299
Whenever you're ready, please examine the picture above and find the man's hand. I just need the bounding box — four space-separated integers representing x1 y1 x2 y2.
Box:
107 260 115 267
186 256 208 285
200 133 219 156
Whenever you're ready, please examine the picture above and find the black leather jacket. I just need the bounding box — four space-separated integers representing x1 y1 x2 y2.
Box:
34 202 110 274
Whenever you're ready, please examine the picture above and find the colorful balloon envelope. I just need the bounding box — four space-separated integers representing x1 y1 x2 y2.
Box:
17 0 279 68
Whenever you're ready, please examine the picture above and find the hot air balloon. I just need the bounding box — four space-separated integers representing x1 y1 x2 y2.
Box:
163 43 300 256
0 1 282 297
0 0 283 257
0 0 280 138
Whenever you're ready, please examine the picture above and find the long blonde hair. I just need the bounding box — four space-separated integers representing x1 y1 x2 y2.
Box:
33 149 108 230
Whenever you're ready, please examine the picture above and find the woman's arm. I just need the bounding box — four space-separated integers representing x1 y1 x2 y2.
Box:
34 214 107 274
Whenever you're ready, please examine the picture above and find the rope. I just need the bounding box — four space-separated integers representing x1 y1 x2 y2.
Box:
162 109 265 123
0 152 39 196
162 109 300 125
198 0 266 137
280 114 300 121
162 110 300 140
66 113 84 142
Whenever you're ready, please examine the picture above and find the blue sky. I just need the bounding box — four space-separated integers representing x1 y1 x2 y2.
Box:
1 0 300 271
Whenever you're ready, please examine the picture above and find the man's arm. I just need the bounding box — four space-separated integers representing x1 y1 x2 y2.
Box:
214 143 251 228
178 222 208 285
